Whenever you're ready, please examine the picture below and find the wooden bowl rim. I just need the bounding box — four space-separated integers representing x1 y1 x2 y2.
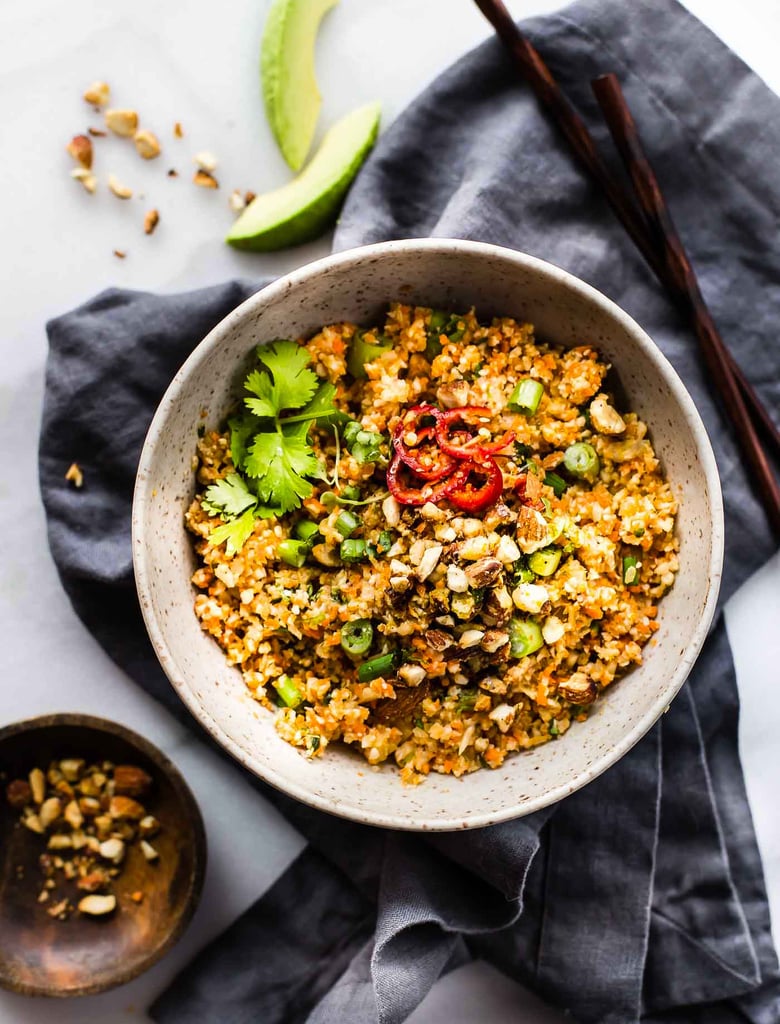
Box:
0 712 207 997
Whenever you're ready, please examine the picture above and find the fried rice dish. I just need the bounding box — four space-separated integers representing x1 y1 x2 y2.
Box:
185 303 678 783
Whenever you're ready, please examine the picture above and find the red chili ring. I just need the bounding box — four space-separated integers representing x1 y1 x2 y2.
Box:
387 452 471 506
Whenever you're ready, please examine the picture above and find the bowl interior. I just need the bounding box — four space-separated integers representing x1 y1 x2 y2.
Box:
134 241 722 830
0 715 206 996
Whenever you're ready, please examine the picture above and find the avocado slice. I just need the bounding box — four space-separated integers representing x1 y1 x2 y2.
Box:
262 0 338 172
226 102 381 252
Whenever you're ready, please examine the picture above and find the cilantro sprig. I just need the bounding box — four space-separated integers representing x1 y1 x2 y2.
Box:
201 341 338 552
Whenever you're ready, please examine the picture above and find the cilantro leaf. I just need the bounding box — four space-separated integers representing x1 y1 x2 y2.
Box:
244 427 319 512
209 508 256 556
202 473 257 518
256 340 318 412
229 415 258 470
243 370 276 419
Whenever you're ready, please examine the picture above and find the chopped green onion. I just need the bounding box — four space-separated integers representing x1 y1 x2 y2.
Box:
340 538 368 562
514 442 535 460
622 555 640 585
376 530 394 555
273 674 302 708
343 421 362 446
633 525 645 537
335 509 360 537
357 650 398 682
308 735 321 752
347 330 392 379
340 484 361 502
321 491 339 509
425 310 448 360
513 564 536 585
508 618 544 658
544 471 568 498
508 379 544 415
278 539 308 567
563 442 600 481
456 689 478 712
340 618 374 657
293 520 320 544
528 548 562 577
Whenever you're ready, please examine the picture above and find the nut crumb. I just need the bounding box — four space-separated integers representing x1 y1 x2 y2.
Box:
173 122 184 138
143 209 160 235
134 129 161 160
193 169 218 189
108 174 133 199
194 150 217 172
228 189 246 213
167 168 178 178
83 81 110 106
113 249 126 259
130 890 144 903
105 108 138 137
70 167 97 194
65 462 84 488
88 127 107 137
66 134 93 169
244 190 256 205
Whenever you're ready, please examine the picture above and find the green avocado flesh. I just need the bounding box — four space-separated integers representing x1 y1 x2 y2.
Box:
226 102 381 252
261 0 339 172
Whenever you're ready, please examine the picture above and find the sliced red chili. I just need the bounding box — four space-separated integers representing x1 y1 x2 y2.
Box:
387 452 470 506
447 456 504 513
435 407 514 459
392 410 457 482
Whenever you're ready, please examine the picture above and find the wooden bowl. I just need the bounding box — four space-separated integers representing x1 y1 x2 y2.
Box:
0 714 207 997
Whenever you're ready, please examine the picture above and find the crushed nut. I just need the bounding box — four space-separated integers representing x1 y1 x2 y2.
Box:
113 250 127 259
194 150 217 172
66 134 93 169
78 894 116 916
193 169 218 189
59 759 85 782
167 168 179 178
39 797 62 829
88 126 107 137
244 190 256 205
139 840 159 862
134 129 161 160
83 81 110 106
109 795 145 820
228 189 247 213
6 779 32 809
65 462 84 487
114 765 153 796
6 758 162 922
143 209 160 235
105 108 138 137
29 768 46 804
131 890 144 903
464 557 502 588
70 167 97 194
173 122 184 138
108 174 133 199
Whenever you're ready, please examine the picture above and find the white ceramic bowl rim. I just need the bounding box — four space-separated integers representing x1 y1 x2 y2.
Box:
133 238 724 831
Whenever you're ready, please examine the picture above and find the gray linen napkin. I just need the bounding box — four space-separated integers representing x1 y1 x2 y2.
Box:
38 0 780 1021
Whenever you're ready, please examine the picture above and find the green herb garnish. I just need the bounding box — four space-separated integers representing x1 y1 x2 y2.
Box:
202 341 340 552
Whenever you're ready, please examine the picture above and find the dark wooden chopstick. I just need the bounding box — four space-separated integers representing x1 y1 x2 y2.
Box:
591 74 780 535
473 0 780 537
473 0 779 459
591 74 780 463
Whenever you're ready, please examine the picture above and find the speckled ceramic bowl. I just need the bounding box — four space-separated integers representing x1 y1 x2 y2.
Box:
133 239 723 831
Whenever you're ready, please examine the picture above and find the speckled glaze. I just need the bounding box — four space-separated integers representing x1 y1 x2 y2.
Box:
132 240 723 832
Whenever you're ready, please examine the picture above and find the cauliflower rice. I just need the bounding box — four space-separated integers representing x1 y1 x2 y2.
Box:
186 304 678 783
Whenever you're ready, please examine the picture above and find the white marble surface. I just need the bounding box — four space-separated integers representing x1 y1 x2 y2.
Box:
0 0 778 1020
